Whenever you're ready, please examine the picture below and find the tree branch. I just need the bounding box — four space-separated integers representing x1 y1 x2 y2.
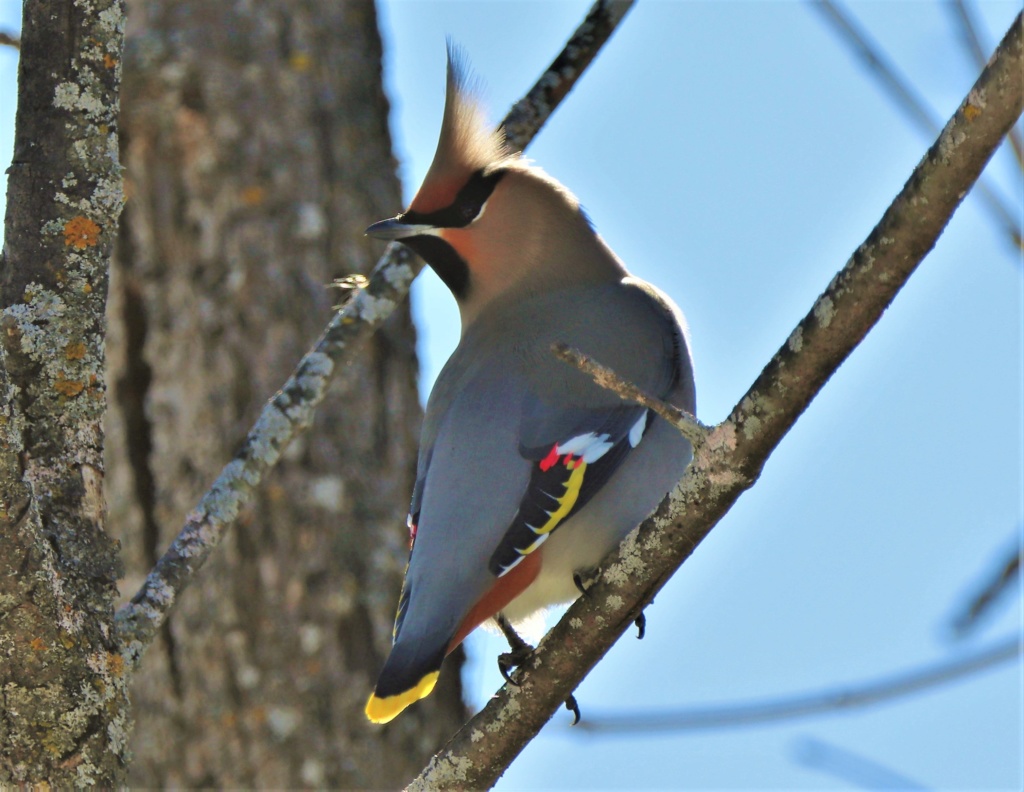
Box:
114 0 636 665
571 635 1019 733
408 13 1023 790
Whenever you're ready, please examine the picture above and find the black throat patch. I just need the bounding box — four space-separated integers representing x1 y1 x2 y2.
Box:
403 235 471 300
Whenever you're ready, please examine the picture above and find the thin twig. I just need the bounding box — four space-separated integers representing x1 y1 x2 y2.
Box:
794 737 929 790
948 533 1022 638
114 0 638 667
814 0 1023 250
816 0 937 134
551 342 708 448
408 15 1023 790
571 635 1019 733
952 0 991 69
0 31 19 50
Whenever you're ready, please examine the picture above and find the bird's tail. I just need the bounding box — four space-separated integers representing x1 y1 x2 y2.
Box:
365 640 447 724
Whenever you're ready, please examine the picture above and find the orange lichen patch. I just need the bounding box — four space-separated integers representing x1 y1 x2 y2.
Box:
240 185 266 206
54 375 85 398
65 342 86 360
82 282 93 294
104 53 117 69
289 52 312 71
964 104 982 121
107 653 125 676
63 216 101 249
59 753 85 770
30 637 46 652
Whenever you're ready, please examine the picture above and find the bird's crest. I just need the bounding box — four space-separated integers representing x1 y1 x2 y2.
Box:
408 41 511 215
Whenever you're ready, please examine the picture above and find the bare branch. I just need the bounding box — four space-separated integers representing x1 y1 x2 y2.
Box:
794 737 928 789
952 0 992 69
0 31 19 49
951 0 1024 171
948 532 1022 638
114 0 637 666
551 342 709 448
500 0 633 151
571 635 1019 733
408 14 1023 790
816 0 938 135
814 0 1023 250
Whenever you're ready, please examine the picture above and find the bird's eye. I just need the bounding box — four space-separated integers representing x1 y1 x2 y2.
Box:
461 201 480 223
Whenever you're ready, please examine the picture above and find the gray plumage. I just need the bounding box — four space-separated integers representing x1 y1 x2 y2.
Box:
364 45 694 724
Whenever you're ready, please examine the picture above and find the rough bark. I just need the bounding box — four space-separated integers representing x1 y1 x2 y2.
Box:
105 1 464 786
0 0 128 785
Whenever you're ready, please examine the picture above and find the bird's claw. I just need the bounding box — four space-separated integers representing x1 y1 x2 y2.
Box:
497 645 533 687
573 568 601 597
634 611 646 640
564 693 581 725
496 613 534 686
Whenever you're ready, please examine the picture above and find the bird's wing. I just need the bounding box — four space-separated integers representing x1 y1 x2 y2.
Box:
367 279 692 724
488 401 652 577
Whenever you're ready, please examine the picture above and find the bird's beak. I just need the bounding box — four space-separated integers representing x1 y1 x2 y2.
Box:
365 216 435 241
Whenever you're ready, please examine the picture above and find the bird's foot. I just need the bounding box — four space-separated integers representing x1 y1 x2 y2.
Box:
564 693 581 725
634 611 646 640
495 613 582 723
572 567 601 597
497 647 533 686
496 613 533 686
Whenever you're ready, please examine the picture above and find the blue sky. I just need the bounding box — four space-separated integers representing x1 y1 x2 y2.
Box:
1 1 1020 789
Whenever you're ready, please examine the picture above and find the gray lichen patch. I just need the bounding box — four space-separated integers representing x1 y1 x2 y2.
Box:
382 262 415 290
602 529 647 586
2 285 106 460
355 292 397 324
54 81 107 120
812 294 835 329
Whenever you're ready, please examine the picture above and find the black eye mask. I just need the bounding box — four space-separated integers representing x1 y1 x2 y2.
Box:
401 168 506 229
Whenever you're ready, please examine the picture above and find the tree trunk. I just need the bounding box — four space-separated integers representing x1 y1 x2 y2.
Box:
107 1 465 786
0 1 129 784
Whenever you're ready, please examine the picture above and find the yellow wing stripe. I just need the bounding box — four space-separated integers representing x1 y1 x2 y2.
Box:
365 671 440 724
529 460 587 541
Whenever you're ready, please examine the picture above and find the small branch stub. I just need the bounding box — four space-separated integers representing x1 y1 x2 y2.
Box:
551 342 709 448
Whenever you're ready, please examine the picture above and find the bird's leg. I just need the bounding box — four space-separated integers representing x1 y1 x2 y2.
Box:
634 611 646 640
495 613 533 686
572 567 601 597
491 614 581 721
495 614 583 722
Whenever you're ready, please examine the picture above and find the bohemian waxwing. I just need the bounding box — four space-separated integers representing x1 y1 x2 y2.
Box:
364 45 696 724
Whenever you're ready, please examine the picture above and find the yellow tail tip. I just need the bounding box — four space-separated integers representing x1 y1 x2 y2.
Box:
365 671 440 724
